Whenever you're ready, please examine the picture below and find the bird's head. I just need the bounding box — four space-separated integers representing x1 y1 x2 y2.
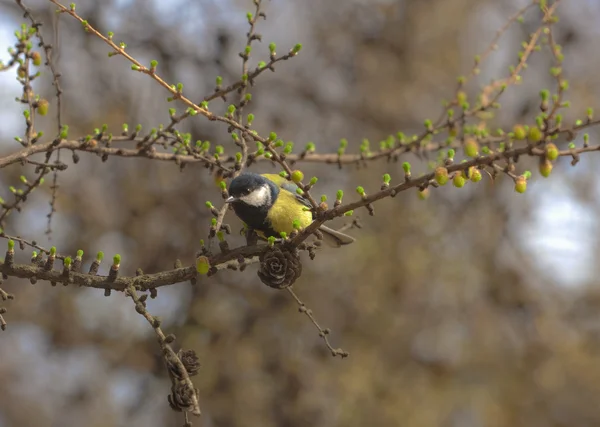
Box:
226 173 276 208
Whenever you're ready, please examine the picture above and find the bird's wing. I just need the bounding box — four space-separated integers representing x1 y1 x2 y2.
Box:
262 174 312 209
280 181 312 209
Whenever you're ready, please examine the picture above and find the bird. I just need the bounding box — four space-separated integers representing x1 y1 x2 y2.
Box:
225 173 355 247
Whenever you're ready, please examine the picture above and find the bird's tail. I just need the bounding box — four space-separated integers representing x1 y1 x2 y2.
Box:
318 225 355 247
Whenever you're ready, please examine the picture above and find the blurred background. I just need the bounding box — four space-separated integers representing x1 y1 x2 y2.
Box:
1 0 600 426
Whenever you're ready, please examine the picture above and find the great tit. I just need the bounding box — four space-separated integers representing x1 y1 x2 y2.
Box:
225 173 355 247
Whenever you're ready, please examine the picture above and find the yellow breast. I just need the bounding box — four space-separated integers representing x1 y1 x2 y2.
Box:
266 189 313 235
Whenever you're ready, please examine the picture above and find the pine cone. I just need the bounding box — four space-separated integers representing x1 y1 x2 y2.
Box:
257 246 302 289
178 349 201 377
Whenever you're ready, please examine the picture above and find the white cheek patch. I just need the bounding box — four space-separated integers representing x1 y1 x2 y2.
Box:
240 185 270 207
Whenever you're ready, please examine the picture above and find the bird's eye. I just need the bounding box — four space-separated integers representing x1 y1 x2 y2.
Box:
245 188 251 194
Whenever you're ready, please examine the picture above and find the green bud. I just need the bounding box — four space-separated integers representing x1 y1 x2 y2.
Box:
356 186 365 196
292 219 301 230
464 138 479 157
529 127 543 142
344 210 354 216
196 256 210 275
514 176 527 193
336 190 343 201
539 159 552 177
7 240 14 251
383 173 391 184
402 162 411 173
64 257 72 268
513 125 527 140
291 170 304 183
96 251 104 261
49 246 57 256
76 249 84 258
545 143 558 160
309 177 318 186
435 167 449 185
453 174 466 188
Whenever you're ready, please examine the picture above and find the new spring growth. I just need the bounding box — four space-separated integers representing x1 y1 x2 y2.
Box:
418 188 430 200
356 186 366 198
291 43 302 55
72 249 83 272
291 170 304 184
453 172 466 188
206 201 219 217
196 256 210 275
515 171 531 193
284 142 294 155
88 251 103 275
62 256 72 273
539 157 553 177
227 105 236 117
335 190 343 207
108 254 121 282
513 125 527 140
435 167 449 185
464 138 479 157
305 142 316 153
269 42 277 57
247 113 255 125
402 162 411 179
447 149 455 163
36 99 49 116
360 139 371 155
515 175 527 193
291 219 302 231
338 138 348 156
319 195 328 210
43 246 57 271
381 173 391 189
60 125 69 139
545 143 559 161
468 167 482 182
5 240 14 266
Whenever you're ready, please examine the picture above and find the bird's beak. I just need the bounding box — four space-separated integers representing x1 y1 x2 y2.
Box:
225 196 237 204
